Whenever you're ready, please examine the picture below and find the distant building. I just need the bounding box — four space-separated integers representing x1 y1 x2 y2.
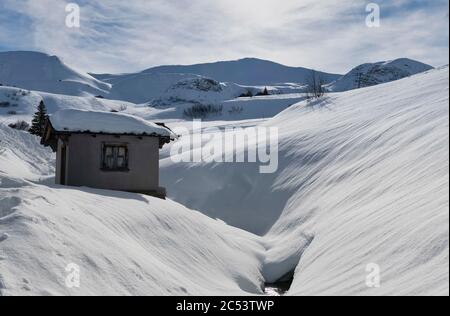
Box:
41 109 176 199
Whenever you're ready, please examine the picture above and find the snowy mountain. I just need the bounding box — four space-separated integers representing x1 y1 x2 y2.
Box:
0 82 306 125
135 58 341 86
328 58 434 92
95 58 337 104
107 72 248 105
0 51 110 97
1 51 435 108
160 67 449 295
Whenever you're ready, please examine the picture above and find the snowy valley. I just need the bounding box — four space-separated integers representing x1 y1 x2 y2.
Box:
0 51 448 296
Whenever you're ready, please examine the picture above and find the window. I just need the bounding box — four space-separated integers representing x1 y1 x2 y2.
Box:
102 144 129 171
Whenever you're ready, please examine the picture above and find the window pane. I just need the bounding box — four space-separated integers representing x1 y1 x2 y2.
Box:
106 156 114 169
103 145 128 170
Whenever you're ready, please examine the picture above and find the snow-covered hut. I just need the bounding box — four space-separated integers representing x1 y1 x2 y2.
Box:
41 109 176 199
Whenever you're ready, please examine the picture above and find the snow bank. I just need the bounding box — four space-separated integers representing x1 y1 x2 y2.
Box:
49 109 176 138
0 185 265 296
0 124 54 184
161 67 449 295
0 121 265 296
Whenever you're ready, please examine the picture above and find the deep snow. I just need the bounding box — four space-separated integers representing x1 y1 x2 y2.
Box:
0 185 266 296
0 124 54 184
0 51 448 296
49 109 176 138
0 123 266 296
160 67 449 294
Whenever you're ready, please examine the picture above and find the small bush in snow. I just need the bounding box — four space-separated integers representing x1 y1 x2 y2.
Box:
183 104 223 119
228 105 244 115
0 101 11 108
239 90 253 98
306 70 326 99
7 110 17 115
8 120 30 131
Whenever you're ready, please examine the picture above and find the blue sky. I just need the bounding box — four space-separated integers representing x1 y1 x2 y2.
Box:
0 0 448 74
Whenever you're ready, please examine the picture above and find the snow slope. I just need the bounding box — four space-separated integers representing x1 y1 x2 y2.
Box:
0 123 265 296
160 67 449 295
138 58 341 86
0 186 265 296
1 51 447 296
106 71 303 106
108 73 249 105
126 93 307 122
0 85 135 125
0 51 110 97
0 124 54 185
0 83 305 128
328 58 434 92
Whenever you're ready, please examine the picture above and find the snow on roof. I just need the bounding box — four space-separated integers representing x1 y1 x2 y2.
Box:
49 109 175 138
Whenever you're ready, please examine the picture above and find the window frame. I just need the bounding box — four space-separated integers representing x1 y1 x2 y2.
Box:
101 143 130 172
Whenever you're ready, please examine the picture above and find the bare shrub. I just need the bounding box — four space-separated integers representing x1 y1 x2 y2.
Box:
183 104 223 119
306 70 326 99
8 120 30 131
228 105 243 115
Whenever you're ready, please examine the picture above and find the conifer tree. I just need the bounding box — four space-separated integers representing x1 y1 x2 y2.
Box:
29 100 48 137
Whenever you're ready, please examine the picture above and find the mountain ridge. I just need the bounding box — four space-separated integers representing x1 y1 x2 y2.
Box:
328 58 434 92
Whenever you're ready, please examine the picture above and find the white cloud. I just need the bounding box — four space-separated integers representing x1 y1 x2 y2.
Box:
2 0 448 74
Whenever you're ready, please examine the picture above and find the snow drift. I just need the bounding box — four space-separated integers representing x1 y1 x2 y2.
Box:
0 185 265 296
161 67 449 295
0 50 447 296
0 124 54 184
0 124 265 296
